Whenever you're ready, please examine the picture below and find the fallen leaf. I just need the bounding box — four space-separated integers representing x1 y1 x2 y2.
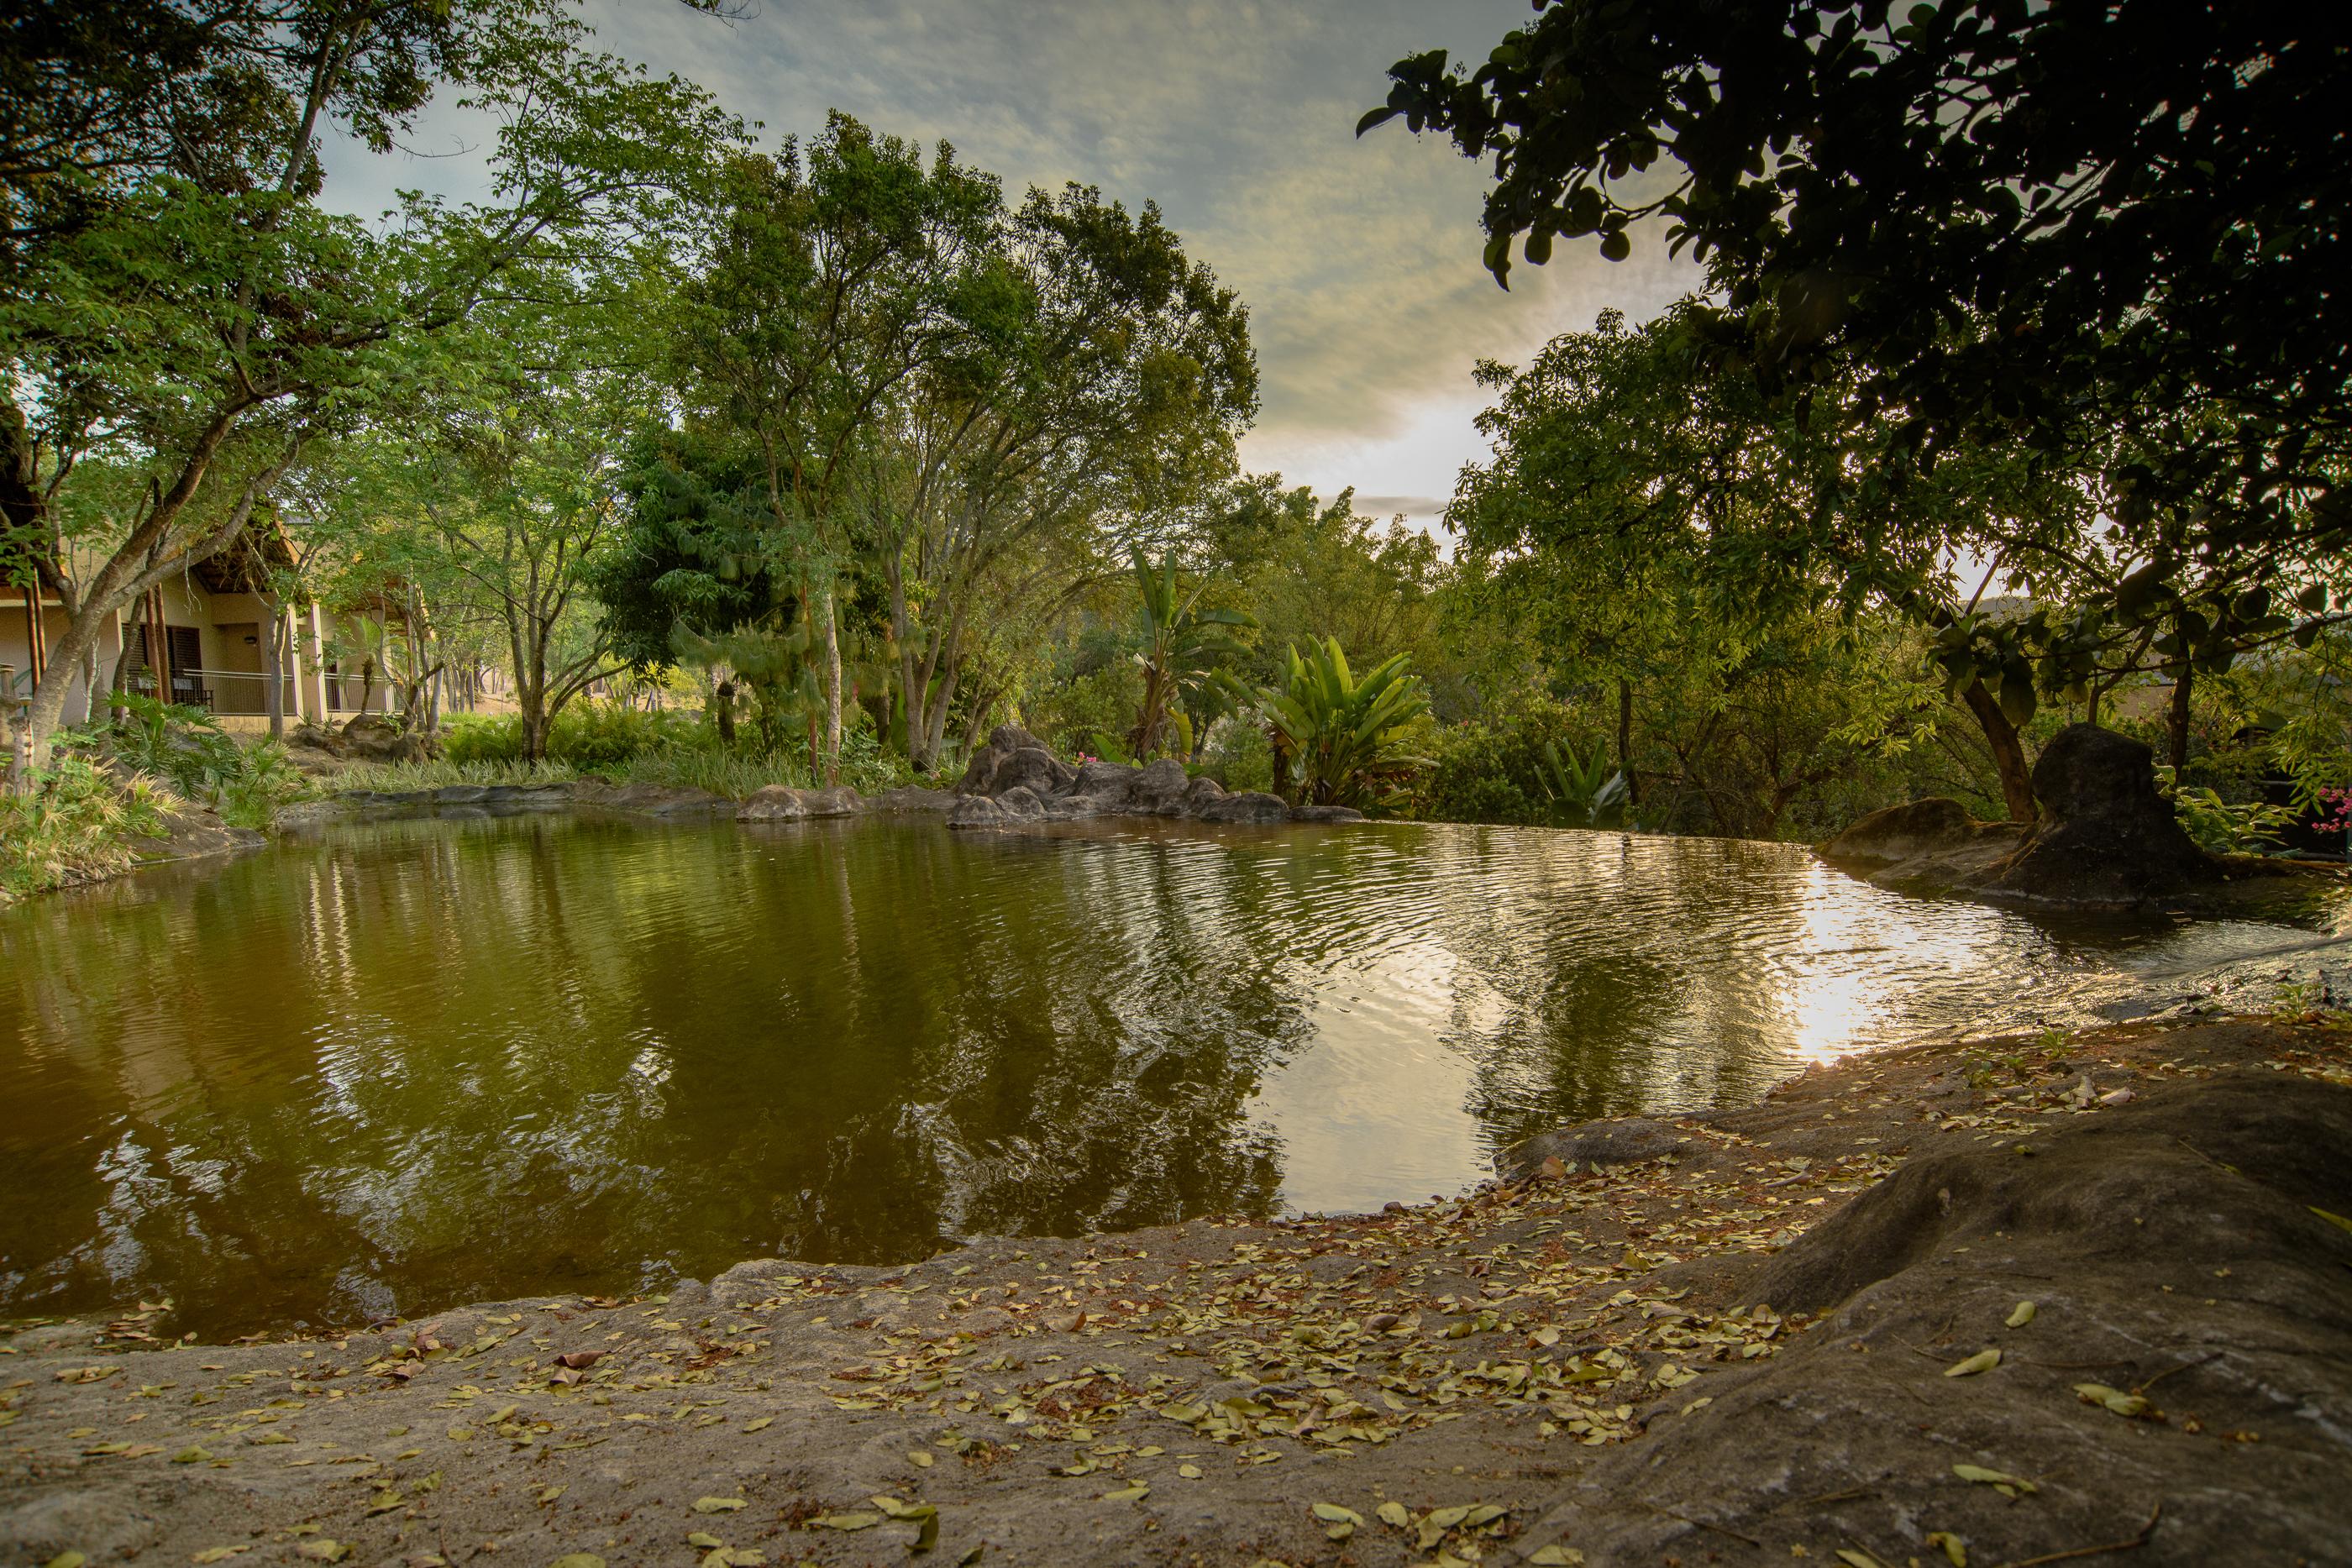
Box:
2004 1301 2035 1329
1926 1530 1967 1566
743 1417 773 1433
2072 1382 2152 1419
549 1556 605 1568
1944 1349 2001 1378
1952 1463 2038 1497
693 1497 747 1514
1377 1501 1410 1529
1527 1549 1584 1566
538 1484 566 1504
686 1534 725 1549
1100 1483 1149 1502
293 1541 349 1564
1836 1551 1889 1568
1178 1465 1203 1480
191 1550 250 1565
811 1512 881 1531
44 1555 87 1568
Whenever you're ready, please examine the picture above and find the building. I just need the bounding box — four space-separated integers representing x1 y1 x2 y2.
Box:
3 530 407 734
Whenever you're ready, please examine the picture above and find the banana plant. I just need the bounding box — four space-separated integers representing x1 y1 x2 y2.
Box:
1227 637 1430 810
1126 544 1254 759
1536 739 1630 829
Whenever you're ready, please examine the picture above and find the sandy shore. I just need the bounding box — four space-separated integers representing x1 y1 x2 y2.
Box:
5 1012 2349 1566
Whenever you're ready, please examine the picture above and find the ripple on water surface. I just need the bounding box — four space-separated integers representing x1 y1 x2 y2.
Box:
0 811 2336 1335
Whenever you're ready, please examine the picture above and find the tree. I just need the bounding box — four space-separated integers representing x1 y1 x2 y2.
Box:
669 116 1003 782
1122 544 1252 760
1450 305 2091 821
851 183 1257 771
1368 0 2352 734
0 1 739 761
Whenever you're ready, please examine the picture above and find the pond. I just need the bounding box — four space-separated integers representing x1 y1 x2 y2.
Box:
1 810 2338 1337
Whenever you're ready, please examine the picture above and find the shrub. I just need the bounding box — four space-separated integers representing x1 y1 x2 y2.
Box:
1420 695 1592 825
59 694 312 828
0 758 171 903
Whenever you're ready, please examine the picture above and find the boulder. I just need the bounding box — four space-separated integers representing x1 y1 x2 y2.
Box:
1067 760 1142 802
1821 796 2023 889
1288 803 1366 824
336 713 437 765
1196 789 1289 825
735 784 861 821
1528 1075 2352 1565
946 794 1009 829
1128 757 1192 814
958 724 1075 798
1498 1117 1699 1183
1975 723 2218 905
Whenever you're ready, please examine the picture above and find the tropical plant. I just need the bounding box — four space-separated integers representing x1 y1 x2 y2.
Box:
0 757 171 904
1229 638 1430 810
2155 767 2300 857
1536 740 1630 831
1126 545 1254 759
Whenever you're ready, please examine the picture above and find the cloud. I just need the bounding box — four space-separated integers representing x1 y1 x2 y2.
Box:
326 0 1700 525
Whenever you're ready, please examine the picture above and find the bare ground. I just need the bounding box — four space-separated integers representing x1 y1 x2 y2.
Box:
4 1014 2349 1568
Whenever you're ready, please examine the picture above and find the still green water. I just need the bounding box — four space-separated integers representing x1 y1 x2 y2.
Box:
0 810 2329 1335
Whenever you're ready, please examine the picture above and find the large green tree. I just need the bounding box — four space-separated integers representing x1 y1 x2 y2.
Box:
0 0 738 758
1368 0 2352 749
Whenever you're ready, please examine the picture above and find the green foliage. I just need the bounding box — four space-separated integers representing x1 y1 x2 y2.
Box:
2155 767 2300 857
60 693 312 828
1420 699 1584 826
0 758 171 904
1373 3 2352 714
441 704 696 770
1126 544 1252 758
1228 638 1430 810
1536 741 1629 831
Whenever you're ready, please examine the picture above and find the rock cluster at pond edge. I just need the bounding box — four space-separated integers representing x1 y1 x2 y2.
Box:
947 723 1359 828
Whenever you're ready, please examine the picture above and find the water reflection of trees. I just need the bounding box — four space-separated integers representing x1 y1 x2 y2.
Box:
0 816 1310 1335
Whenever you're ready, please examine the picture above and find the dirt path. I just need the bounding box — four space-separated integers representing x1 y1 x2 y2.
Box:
5 1015 2348 1568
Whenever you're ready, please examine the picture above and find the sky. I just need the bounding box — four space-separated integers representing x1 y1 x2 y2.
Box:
326 0 1699 534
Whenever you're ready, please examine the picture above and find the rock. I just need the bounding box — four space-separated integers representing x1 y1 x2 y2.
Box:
1536 1074 2352 1565
1129 757 1191 814
1822 796 2024 889
946 794 1010 829
864 785 957 814
1067 760 1142 802
1196 789 1289 825
336 712 436 765
995 784 1047 820
136 800 265 866
1287 803 1365 824
735 784 861 821
1823 796 1991 863
1974 723 2218 905
958 725 1075 798
586 781 732 817
272 799 354 830
1499 1118 1698 1183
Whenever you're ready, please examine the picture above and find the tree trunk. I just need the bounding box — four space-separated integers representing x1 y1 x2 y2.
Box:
260 598 286 741
1960 679 2038 824
818 583 843 784
1615 676 1637 802
714 678 736 747
2166 663 2194 774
